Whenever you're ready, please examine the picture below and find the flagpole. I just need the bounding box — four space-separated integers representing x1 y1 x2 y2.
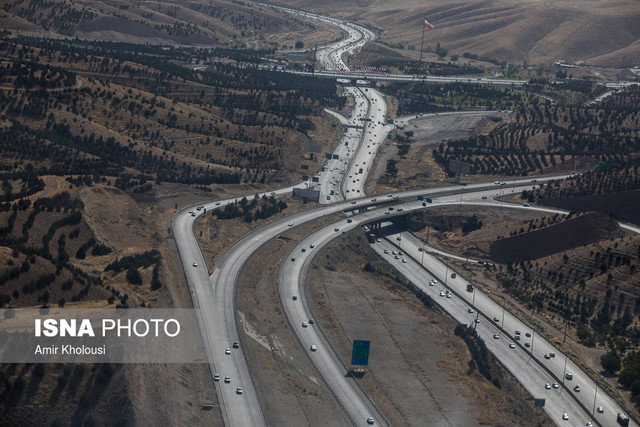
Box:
419 20 426 62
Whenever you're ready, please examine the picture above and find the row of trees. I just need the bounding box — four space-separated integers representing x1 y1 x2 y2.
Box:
213 194 288 223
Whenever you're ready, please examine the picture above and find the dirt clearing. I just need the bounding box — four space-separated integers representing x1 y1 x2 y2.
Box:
307 230 550 425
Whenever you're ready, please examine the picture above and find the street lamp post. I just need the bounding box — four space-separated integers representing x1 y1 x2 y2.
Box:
444 258 449 288
591 383 598 419
531 330 535 355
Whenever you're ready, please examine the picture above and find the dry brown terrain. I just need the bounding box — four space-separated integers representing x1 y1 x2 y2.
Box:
306 230 551 425
279 0 640 67
234 213 353 426
0 0 311 49
0 176 227 426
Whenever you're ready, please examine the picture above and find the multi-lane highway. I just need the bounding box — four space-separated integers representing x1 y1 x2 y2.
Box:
280 222 388 426
171 5 638 427
175 171 640 426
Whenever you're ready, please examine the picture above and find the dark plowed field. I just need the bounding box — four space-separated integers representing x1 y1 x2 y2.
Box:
538 189 640 226
490 212 625 263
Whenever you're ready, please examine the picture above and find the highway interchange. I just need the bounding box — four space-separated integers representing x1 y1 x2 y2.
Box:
172 5 639 427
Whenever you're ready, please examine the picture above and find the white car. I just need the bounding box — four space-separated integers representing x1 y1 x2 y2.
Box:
493 334 500 339
224 376 231 383
302 322 308 328
192 261 198 267
367 417 375 425
310 345 317 351
401 258 407 263
439 291 445 297
225 348 231 355
545 383 551 389
509 343 515 349
562 413 569 420
236 387 243 395
468 308 474 313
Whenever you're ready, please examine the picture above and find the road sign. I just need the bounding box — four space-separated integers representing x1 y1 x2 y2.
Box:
426 198 432 203
418 196 424 201
351 340 370 366
387 119 394 124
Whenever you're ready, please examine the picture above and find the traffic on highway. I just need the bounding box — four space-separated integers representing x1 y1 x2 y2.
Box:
171 4 638 427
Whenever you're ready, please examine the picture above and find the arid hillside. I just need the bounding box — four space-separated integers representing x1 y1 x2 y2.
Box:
278 0 640 66
0 0 333 50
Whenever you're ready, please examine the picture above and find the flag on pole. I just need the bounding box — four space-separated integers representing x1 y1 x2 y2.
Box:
424 17 435 30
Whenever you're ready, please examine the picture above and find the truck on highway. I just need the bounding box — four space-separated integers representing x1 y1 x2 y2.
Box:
466 284 474 292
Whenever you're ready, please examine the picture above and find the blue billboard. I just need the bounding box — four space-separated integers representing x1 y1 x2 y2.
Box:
351 340 370 366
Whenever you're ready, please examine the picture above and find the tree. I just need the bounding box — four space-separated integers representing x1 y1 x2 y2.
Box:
436 46 448 58
295 41 304 49
601 351 621 373
126 267 142 285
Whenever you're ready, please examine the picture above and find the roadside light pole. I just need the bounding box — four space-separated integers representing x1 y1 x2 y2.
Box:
531 330 535 355
501 295 506 328
421 242 425 265
425 225 430 246
562 354 568 385
591 383 598 419
444 258 449 287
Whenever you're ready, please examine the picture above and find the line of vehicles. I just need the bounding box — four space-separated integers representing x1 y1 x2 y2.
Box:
177 4 638 427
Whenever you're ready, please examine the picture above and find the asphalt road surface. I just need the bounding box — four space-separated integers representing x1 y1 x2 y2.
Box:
172 5 638 426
